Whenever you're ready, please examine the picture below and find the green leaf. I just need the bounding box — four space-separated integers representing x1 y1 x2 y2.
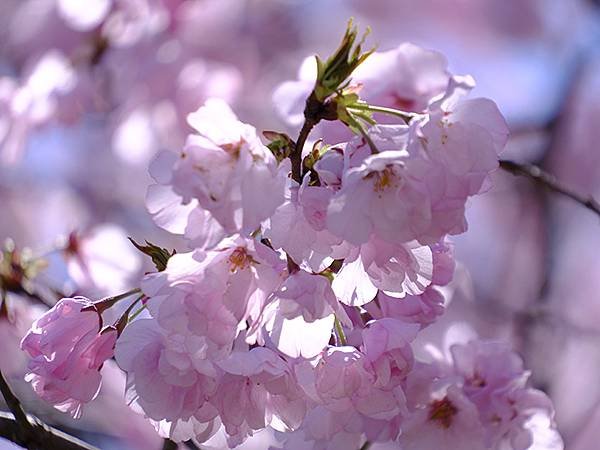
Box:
263 131 295 163
313 19 375 102
128 238 175 272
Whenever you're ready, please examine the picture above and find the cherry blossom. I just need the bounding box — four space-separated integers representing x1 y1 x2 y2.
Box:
20 297 116 419
251 270 348 358
169 99 287 235
14 25 564 450
114 317 221 443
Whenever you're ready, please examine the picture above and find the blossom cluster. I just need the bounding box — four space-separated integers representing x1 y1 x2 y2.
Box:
19 40 562 449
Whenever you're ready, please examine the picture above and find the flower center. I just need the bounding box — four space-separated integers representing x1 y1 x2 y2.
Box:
228 247 253 272
365 167 399 193
429 397 458 429
221 139 244 158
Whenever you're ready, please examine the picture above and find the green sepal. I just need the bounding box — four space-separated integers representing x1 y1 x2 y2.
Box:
128 238 175 272
313 19 375 103
263 131 295 163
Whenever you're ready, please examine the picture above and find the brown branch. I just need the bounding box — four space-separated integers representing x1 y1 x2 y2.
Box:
285 94 326 270
290 114 317 182
162 438 178 450
0 371 98 450
499 159 600 218
0 371 35 440
0 412 98 450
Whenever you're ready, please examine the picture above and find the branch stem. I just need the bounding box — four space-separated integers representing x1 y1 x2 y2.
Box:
334 316 347 346
348 103 419 123
0 370 98 450
499 159 600 218
291 119 316 183
0 371 33 438
352 117 379 154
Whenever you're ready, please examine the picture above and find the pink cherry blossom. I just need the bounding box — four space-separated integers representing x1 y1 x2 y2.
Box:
146 150 227 250
326 127 432 246
332 238 434 307
367 288 447 328
281 344 412 448
251 270 348 358
399 383 488 450
168 98 287 235
449 341 560 449
141 236 284 361
353 43 450 114
273 43 451 143
264 178 352 273
361 318 420 388
212 348 306 446
409 76 509 204
20 297 117 418
327 92 508 246
114 318 220 443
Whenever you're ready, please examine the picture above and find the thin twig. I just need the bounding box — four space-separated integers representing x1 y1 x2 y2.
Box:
184 440 201 449
351 117 379 154
286 254 300 274
285 93 323 269
359 441 371 450
89 287 141 313
0 371 34 441
499 159 600 218
128 301 148 322
0 412 99 450
291 119 316 183
348 103 418 123
162 438 178 450
334 316 347 346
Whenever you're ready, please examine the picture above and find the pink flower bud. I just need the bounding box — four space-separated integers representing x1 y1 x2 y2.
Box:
20 297 117 418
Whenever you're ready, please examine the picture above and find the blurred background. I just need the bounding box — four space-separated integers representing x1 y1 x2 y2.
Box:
1 0 600 448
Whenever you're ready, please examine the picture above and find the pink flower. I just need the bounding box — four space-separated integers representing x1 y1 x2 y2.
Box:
399 384 487 450
273 43 451 144
288 346 409 447
449 341 559 449
361 318 420 388
114 318 220 443
264 179 351 273
169 99 287 235
326 127 432 246
252 270 348 358
367 288 446 328
142 236 284 361
411 75 508 192
353 43 450 114
146 151 227 250
20 297 116 419
212 348 306 446
326 93 507 246
332 237 434 306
